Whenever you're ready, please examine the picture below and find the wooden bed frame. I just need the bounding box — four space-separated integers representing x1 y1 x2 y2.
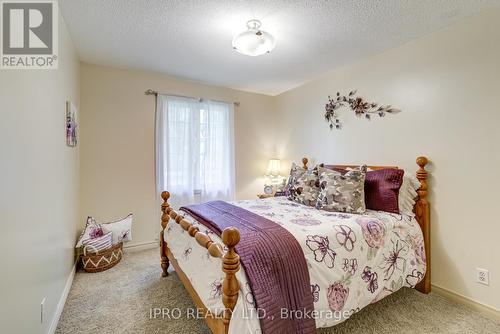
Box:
159 156 431 334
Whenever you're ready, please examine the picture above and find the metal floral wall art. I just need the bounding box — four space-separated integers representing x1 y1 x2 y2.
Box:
325 91 401 129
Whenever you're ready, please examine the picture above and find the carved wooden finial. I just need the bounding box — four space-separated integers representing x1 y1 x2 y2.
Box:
221 227 240 331
161 191 170 201
416 156 429 200
302 157 309 169
222 227 240 247
416 156 428 169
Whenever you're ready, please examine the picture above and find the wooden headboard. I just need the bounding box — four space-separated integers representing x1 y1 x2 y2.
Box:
302 156 431 294
302 157 399 171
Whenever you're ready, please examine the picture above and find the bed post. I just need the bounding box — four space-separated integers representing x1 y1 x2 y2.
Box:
221 227 240 333
415 157 431 294
160 191 171 277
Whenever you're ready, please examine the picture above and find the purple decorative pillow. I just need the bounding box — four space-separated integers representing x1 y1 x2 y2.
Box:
364 169 404 213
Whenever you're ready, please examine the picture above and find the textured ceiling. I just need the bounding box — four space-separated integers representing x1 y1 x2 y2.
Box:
59 0 500 95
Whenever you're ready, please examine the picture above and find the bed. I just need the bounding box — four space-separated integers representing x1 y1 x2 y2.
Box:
159 157 431 334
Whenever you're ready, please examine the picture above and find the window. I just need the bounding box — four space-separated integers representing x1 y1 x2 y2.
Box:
156 95 235 206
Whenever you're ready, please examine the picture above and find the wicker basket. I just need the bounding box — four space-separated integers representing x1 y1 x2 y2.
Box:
81 242 123 273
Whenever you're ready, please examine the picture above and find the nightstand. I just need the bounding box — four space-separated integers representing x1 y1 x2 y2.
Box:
257 194 274 199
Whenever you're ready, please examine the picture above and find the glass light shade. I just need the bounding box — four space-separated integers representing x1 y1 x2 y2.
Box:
266 159 281 176
232 20 276 56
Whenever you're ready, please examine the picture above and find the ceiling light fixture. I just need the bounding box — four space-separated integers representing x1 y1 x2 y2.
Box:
232 19 276 56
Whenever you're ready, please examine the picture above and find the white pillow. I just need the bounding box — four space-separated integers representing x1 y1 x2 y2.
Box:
399 172 420 214
101 214 133 244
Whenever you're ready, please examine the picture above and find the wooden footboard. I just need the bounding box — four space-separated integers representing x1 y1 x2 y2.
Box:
159 191 239 334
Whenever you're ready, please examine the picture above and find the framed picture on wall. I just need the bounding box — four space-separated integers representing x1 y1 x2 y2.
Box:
66 101 78 147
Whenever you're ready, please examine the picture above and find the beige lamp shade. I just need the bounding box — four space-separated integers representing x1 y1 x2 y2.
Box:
266 159 281 176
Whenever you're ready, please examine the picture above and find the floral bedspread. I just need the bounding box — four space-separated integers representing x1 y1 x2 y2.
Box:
164 197 426 333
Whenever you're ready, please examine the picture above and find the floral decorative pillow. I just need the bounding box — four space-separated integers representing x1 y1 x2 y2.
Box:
101 214 133 244
287 165 321 206
316 166 367 214
284 162 307 195
76 217 104 248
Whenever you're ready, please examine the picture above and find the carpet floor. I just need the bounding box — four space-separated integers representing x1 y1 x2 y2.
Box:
56 248 499 334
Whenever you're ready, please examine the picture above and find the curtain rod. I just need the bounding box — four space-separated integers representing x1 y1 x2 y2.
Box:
145 89 240 107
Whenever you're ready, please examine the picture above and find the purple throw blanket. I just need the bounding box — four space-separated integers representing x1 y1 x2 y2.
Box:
181 201 316 334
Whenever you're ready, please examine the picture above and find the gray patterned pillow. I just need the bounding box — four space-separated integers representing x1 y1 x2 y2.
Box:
316 166 367 214
287 164 321 206
284 162 307 194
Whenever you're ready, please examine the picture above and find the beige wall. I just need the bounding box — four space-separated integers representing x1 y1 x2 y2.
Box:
79 64 275 247
0 14 80 334
274 10 500 310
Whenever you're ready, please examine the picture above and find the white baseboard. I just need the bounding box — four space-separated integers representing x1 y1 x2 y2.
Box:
48 261 76 334
432 284 500 321
123 240 158 252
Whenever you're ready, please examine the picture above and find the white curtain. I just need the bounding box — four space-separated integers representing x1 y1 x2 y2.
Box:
156 95 235 208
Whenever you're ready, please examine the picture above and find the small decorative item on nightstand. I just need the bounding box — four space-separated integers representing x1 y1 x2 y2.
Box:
276 177 287 193
257 193 274 199
274 190 286 197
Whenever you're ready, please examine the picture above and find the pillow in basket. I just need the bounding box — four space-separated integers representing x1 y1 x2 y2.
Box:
82 231 113 252
101 214 133 244
76 217 103 248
